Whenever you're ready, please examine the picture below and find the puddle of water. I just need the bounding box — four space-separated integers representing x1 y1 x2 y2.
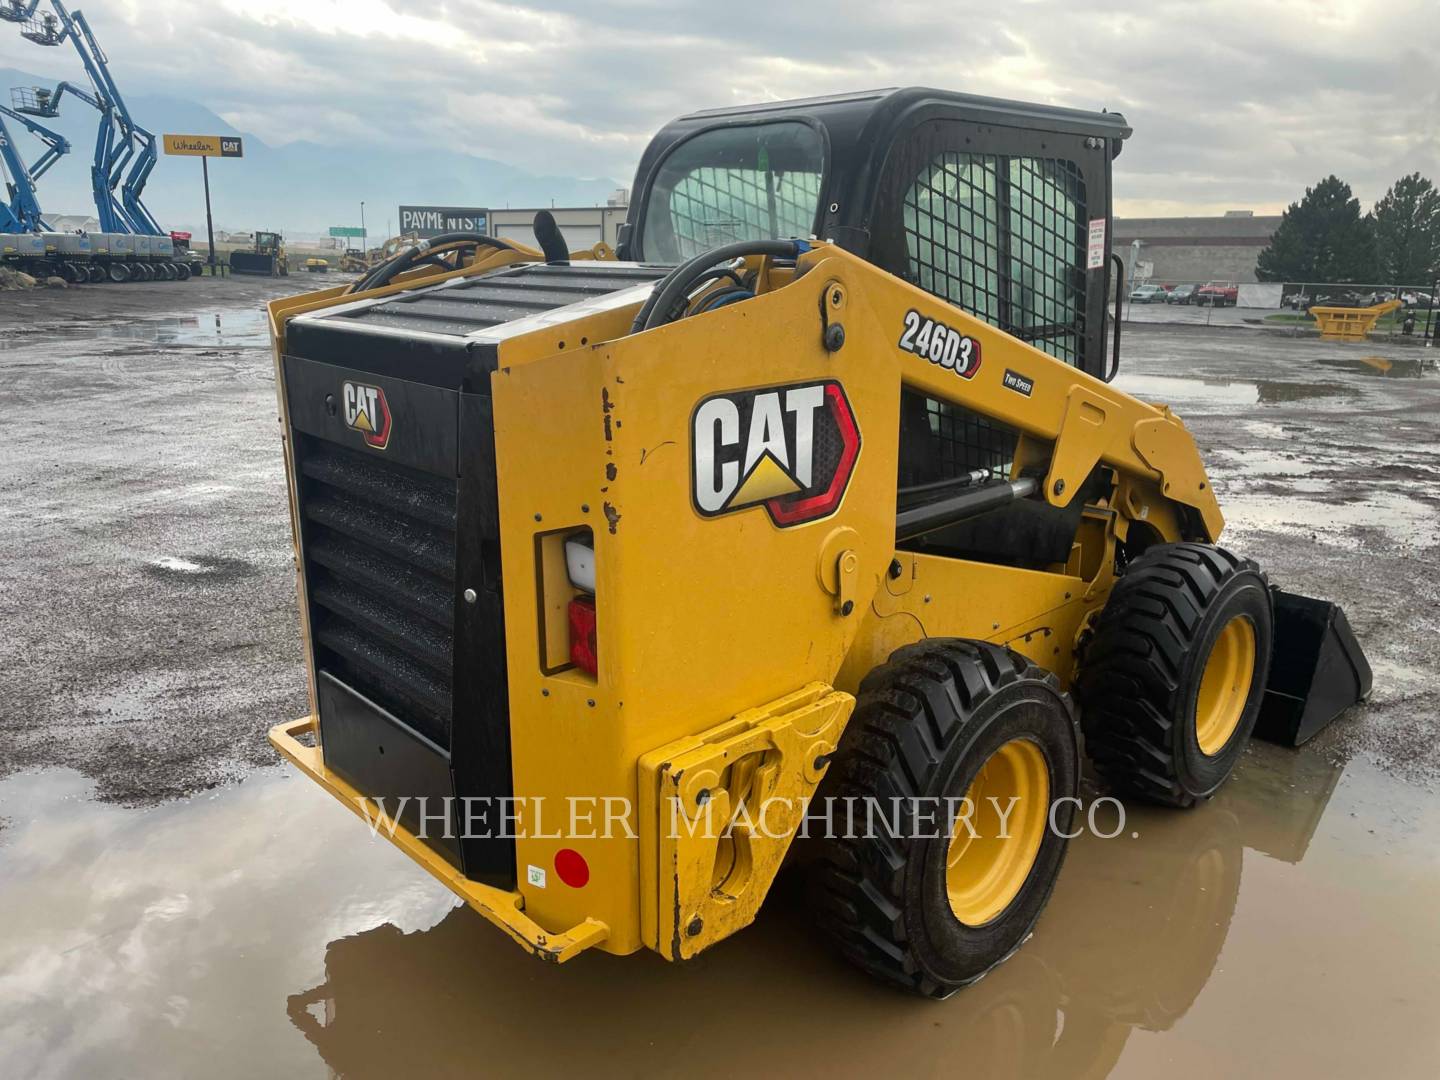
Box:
92 310 270 348
149 556 205 574
1223 488 1438 548
1113 373 1260 407
1316 355 1427 378
1112 373 1354 409
2 745 1438 1078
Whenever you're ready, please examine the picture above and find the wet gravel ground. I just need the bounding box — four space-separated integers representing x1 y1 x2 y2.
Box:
0 275 328 802
0 282 1437 802
1113 330 1440 784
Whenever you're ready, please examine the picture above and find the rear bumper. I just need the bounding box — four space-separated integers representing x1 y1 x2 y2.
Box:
268 715 609 963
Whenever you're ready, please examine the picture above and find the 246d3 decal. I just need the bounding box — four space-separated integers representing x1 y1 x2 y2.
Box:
692 379 860 527
898 309 981 378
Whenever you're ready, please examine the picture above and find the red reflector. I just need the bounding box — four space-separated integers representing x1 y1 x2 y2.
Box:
568 595 598 675
554 848 589 888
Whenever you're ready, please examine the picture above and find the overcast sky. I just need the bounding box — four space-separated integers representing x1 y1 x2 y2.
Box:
3 0 1437 217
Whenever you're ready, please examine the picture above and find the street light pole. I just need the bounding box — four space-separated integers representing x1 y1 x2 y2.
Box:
360 201 366 250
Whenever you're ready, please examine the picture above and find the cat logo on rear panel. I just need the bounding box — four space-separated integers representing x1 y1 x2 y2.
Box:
691 379 860 527
342 381 392 450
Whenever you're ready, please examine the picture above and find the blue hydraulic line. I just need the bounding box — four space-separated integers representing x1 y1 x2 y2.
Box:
0 103 70 232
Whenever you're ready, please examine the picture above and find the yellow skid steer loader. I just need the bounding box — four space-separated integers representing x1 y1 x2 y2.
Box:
266 88 1370 996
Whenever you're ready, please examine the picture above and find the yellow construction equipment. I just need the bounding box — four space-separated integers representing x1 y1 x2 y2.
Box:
265 88 1370 996
1310 298 1402 340
231 230 288 276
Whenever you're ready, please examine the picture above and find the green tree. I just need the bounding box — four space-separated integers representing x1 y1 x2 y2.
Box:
1372 173 1440 285
1257 175 1376 283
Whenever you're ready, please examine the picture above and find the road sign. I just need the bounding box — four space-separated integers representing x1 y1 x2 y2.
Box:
329 226 366 238
163 134 244 158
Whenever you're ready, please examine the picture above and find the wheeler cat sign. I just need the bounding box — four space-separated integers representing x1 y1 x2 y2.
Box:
162 134 243 158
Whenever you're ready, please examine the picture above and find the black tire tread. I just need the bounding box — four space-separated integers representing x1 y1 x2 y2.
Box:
1076 541 1264 808
814 639 1067 996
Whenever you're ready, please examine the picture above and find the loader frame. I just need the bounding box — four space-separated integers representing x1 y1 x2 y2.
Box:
267 234 1219 962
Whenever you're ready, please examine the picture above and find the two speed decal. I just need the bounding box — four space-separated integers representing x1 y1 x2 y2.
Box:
898 309 981 379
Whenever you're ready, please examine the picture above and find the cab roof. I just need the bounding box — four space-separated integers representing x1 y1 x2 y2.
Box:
623 86 1131 260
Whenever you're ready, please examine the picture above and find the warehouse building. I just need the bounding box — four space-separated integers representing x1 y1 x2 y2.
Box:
487 204 628 252
1113 211 1280 284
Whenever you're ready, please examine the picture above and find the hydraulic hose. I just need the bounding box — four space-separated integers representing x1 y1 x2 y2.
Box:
351 232 519 294
632 239 805 333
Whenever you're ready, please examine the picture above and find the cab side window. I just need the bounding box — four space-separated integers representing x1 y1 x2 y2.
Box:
902 152 1088 366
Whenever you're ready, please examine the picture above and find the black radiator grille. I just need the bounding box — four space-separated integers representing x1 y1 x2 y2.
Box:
297 435 456 749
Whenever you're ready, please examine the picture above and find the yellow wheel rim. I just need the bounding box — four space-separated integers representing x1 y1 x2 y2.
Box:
946 738 1050 926
1194 615 1257 755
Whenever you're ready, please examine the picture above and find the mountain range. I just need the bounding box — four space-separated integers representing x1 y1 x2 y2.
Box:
0 65 623 238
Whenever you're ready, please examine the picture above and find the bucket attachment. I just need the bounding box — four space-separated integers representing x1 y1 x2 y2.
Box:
1255 590 1372 747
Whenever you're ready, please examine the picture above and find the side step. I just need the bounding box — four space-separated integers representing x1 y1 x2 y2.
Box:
1255 590 1373 747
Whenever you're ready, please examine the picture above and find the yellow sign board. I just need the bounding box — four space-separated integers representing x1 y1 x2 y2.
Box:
163 134 244 158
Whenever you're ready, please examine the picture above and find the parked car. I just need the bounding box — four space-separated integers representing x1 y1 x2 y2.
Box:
1166 283 1198 305
1129 284 1168 303
1195 281 1239 307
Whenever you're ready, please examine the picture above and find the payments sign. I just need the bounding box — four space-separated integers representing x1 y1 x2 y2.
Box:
398 205 488 239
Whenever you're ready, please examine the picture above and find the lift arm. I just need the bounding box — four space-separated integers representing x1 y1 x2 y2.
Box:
0 1 46 22
791 245 1225 539
0 102 69 181
54 1 160 234
0 101 69 231
20 1 158 234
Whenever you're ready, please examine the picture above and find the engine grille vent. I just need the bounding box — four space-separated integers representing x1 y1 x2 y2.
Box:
297 434 456 748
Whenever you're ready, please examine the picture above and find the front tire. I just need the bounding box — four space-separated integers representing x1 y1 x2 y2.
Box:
812 640 1080 997
1077 543 1272 808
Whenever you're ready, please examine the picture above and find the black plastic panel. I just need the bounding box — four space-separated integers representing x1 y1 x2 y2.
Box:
317 672 460 868
285 355 459 476
332 263 666 337
285 264 668 387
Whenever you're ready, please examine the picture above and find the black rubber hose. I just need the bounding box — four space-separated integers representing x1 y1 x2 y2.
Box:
532 210 569 265
632 240 803 333
648 266 745 325
352 232 518 294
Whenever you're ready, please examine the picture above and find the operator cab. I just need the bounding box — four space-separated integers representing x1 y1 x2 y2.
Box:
620 86 1131 381
623 88 1132 572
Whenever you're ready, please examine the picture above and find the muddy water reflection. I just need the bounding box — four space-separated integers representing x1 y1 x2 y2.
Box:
4 744 1439 1078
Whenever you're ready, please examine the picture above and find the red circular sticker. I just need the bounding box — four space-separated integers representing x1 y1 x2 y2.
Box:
554 848 590 888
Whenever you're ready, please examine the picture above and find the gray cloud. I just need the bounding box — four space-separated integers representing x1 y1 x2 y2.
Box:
1 0 1435 215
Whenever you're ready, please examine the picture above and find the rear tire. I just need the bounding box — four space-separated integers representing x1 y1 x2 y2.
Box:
812 639 1079 997
1077 542 1272 808
107 262 129 283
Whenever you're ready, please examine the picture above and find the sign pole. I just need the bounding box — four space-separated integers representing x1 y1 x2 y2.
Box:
163 134 244 275
202 155 215 273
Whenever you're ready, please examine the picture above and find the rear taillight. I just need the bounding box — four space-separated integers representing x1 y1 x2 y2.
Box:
569 595 598 675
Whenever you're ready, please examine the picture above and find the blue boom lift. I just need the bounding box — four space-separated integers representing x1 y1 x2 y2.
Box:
3 0 190 280
0 100 68 232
